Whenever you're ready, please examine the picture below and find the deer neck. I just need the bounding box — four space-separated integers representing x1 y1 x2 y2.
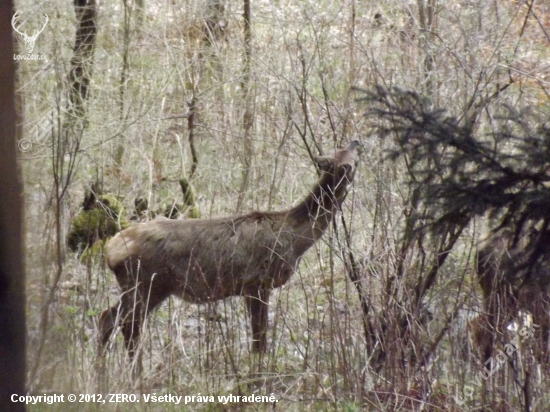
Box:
287 171 348 243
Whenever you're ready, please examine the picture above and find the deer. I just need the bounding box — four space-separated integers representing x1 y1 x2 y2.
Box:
99 141 361 364
473 228 550 366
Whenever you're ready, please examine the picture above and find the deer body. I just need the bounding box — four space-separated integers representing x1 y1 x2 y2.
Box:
474 230 550 364
100 141 360 359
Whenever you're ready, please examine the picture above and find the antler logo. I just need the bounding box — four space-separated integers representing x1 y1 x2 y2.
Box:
12 11 49 54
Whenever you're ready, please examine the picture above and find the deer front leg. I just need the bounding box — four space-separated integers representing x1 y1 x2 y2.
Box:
245 289 270 353
119 296 144 375
98 298 144 374
122 283 170 373
121 315 142 360
98 304 122 350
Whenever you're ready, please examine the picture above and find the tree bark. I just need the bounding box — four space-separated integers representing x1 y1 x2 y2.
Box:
69 0 97 120
0 3 26 410
236 0 254 212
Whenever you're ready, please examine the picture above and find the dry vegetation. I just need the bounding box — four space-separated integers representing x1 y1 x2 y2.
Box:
16 0 550 410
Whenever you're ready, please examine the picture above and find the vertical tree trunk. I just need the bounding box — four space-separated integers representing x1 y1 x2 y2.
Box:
417 0 437 100
0 3 26 410
135 0 145 26
236 0 254 212
120 0 131 120
188 95 199 179
69 0 97 121
116 0 132 177
31 0 97 382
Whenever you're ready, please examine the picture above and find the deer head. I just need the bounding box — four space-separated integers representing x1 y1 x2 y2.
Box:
12 11 49 54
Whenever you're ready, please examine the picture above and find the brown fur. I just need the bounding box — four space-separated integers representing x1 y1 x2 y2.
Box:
475 230 550 364
99 141 361 361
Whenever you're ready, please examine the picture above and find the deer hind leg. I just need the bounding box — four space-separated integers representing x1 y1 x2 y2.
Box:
540 321 550 365
530 299 550 365
480 288 514 362
472 313 496 363
245 289 270 353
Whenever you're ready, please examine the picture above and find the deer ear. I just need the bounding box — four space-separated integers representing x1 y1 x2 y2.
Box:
314 156 332 171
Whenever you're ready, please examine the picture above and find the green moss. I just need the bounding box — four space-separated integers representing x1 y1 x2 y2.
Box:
79 238 108 264
179 178 201 219
179 178 197 206
96 194 125 216
164 178 202 219
187 205 201 219
67 195 129 252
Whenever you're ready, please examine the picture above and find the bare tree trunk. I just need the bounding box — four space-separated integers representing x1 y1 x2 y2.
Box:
188 94 199 179
31 0 96 383
236 0 254 212
120 0 131 120
115 0 133 177
0 3 26 410
135 0 145 26
417 0 437 100
68 0 97 121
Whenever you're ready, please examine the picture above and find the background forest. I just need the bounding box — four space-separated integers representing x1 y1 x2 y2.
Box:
15 0 550 410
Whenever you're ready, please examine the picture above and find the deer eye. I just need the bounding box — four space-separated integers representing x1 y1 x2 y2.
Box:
338 164 353 175
314 156 333 171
